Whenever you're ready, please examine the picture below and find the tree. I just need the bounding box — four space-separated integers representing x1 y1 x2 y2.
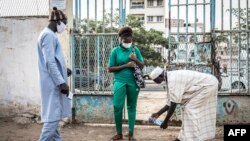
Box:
126 15 169 66
79 13 168 66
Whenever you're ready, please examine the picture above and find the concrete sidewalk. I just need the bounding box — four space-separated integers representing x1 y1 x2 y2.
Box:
125 91 170 122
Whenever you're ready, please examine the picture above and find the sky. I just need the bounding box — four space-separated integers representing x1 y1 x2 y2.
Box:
167 0 249 31
76 0 249 31
0 0 249 31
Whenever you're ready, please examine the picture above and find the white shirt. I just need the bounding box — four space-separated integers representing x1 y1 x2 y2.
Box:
166 70 218 104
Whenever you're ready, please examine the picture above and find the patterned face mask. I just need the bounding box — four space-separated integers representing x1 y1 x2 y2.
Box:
57 21 66 33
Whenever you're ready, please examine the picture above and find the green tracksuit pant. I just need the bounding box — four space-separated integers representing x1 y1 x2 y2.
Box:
113 81 140 134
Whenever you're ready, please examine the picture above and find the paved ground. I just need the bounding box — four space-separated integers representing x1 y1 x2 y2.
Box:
0 117 224 141
0 80 225 141
126 91 168 122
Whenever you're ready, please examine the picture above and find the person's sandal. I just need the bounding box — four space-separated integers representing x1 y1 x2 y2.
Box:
110 134 123 141
128 133 136 141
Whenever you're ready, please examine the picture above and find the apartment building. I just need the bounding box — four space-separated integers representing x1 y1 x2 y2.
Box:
129 0 166 33
128 0 205 63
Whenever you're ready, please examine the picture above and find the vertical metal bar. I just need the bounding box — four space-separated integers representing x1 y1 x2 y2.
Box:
177 0 179 41
221 0 224 30
230 0 232 93
95 0 97 32
87 0 89 33
119 0 123 27
72 35 76 93
185 0 188 63
94 36 96 93
210 0 216 78
203 0 206 42
97 36 100 92
211 0 215 33
103 0 105 33
75 0 79 29
124 0 127 24
79 0 81 22
195 0 197 42
238 0 241 94
87 37 90 92
247 0 249 94
110 35 113 92
168 0 171 66
177 0 179 64
194 0 197 64
102 35 105 94
79 37 82 93
111 0 113 32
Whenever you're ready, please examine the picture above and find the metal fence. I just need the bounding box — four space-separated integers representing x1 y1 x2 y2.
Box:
215 32 250 94
0 0 49 17
72 33 119 95
168 0 250 95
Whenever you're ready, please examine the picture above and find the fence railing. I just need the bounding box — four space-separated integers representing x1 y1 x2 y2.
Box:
168 0 250 95
72 33 119 95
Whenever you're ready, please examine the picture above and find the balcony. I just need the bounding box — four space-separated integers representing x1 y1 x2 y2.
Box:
129 8 145 15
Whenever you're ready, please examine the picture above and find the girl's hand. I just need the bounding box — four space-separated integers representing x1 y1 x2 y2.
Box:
126 61 135 68
129 53 137 61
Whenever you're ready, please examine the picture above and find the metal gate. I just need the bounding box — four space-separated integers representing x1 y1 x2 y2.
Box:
72 0 127 123
72 33 119 94
168 0 250 95
72 0 250 124
72 33 119 123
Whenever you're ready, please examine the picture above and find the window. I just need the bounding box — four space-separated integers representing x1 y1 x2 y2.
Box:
157 16 163 22
157 0 163 6
139 16 145 24
147 16 153 22
131 2 144 9
148 0 154 7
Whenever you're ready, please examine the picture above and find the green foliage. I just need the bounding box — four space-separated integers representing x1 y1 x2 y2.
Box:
79 13 171 66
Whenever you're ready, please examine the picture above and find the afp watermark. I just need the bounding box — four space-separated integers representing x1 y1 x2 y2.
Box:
224 125 250 140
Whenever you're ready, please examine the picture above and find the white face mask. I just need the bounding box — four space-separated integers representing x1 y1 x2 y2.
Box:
122 43 132 48
57 21 66 33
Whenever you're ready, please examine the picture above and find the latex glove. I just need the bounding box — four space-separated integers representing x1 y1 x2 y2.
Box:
160 120 169 129
67 68 72 77
59 83 69 94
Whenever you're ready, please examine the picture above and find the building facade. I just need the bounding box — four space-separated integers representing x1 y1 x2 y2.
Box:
129 0 166 33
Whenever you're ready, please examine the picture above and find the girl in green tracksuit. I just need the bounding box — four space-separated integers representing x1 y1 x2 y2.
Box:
108 26 144 141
